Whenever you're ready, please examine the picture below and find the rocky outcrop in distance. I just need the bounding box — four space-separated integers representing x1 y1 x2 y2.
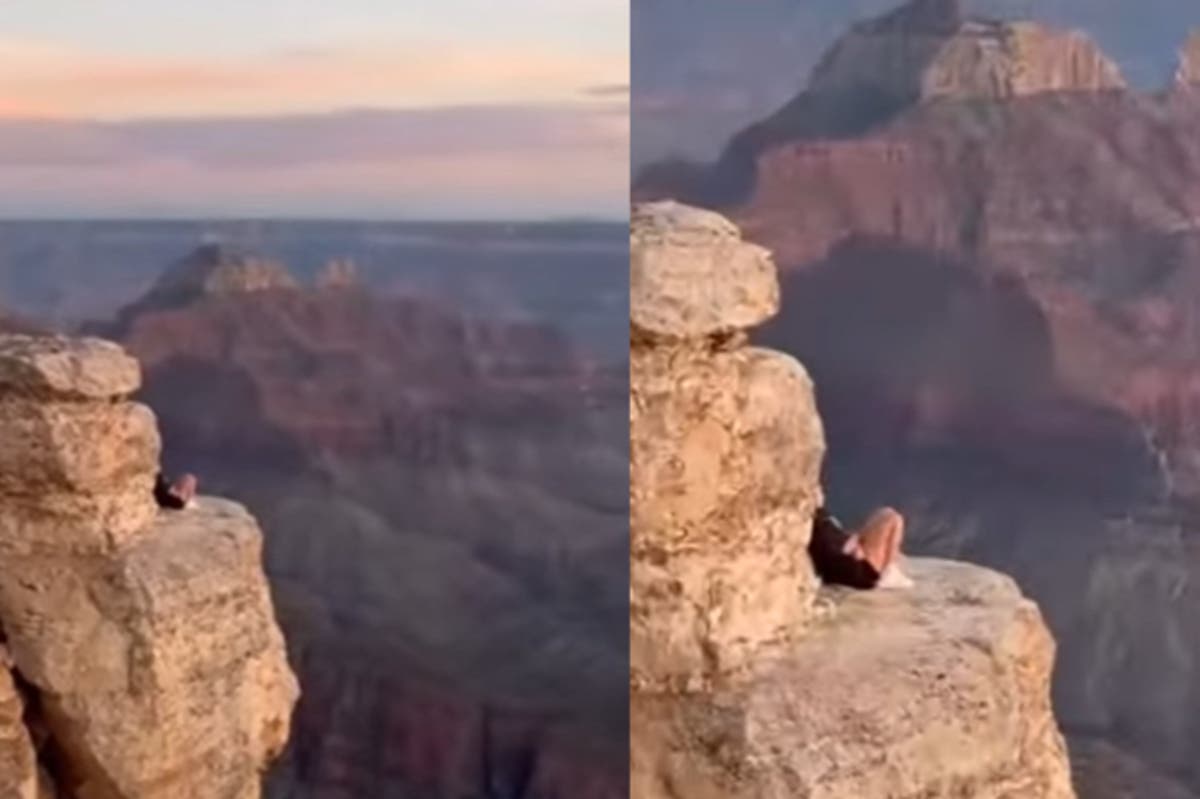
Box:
810 0 1125 104
629 201 1075 799
0 335 298 799
153 244 298 300
315 258 359 289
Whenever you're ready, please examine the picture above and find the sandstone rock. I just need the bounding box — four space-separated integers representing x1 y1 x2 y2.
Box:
631 559 1076 799
0 400 158 496
0 341 160 556
0 660 37 799
1175 30 1200 89
630 202 821 691
810 0 1125 103
630 346 824 689
0 337 140 401
0 333 298 798
0 499 298 799
631 201 779 342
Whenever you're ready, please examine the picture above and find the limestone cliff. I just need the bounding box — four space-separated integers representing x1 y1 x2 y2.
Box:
629 202 1076 798
0 335 298 799
810 0 1125 103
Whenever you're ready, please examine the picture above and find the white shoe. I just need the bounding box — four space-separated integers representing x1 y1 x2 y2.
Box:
876 564 915 590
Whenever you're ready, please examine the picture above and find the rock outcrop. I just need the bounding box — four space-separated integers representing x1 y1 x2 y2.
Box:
630 201 824 691
1175 30 1200 89
629 202 1076 798
146 245 297 308
810 0 1126 103
0 335 298 798
0 650 39 799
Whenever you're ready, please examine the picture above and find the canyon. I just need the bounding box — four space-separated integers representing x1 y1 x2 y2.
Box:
0 224 626 798
94 243 628 799
637 0 1200 795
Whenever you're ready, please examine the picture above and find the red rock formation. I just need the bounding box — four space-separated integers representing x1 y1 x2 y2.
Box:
94 272 627 799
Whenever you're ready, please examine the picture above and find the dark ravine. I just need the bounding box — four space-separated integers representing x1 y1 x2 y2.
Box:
638 0 1200 795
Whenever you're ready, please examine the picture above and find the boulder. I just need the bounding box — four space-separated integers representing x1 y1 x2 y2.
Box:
631 201 779 342
0 337 140 401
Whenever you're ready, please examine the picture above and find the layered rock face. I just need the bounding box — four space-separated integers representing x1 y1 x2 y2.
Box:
810 0 1125 103
0 335 297 798
630 201 823 691
629 202 1075 798
0 652 39 799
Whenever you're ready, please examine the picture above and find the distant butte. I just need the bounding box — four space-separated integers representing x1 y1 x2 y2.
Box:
148 243 298 305
810 0 1126 104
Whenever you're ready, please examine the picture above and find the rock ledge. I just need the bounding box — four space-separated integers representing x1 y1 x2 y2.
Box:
632 558 1076 799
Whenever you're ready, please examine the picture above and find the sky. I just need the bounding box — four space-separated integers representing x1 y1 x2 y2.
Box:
0 1 629 219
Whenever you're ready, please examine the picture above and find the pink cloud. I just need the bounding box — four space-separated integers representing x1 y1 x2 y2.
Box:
0 104 629 217
0 39 627 118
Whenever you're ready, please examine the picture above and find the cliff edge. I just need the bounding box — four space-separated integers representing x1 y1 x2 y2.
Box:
629 201 1075 798
0 335 298 798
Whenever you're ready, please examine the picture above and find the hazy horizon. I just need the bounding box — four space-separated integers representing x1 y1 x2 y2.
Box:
0 1 629 218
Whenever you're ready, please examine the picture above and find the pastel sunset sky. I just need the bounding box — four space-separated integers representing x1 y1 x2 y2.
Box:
0 1 629 218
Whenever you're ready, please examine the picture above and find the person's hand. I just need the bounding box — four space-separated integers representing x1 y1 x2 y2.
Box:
842 534 865 560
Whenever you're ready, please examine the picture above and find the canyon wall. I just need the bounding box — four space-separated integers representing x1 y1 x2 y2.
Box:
629 201 1075 799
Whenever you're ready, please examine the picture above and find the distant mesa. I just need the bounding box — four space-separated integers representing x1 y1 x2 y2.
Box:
315 257 360 289
149 243 298 306
810 0 1126 104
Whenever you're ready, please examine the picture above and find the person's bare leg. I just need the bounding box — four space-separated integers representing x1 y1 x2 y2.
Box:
171 474 198 505
855 507 901 571
855 507 912 587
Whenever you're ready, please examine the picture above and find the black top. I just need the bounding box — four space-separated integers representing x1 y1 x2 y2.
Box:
809 507 881 589
153 473 186 510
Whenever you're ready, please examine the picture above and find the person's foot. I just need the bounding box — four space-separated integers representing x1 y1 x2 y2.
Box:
877 563 915 590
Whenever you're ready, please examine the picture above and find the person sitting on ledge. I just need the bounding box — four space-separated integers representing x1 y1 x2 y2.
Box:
154 472 198 510
810 506 914 590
